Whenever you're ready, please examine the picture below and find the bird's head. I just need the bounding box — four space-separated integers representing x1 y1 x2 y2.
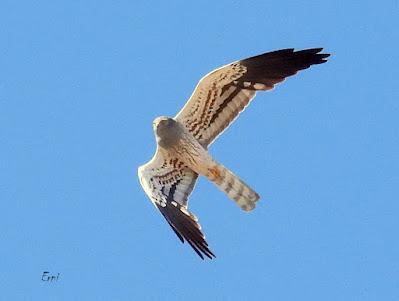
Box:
152 116 180 148
153 116 175 133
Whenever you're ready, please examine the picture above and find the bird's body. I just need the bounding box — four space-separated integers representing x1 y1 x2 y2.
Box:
150 116 259 210
138 48 330 259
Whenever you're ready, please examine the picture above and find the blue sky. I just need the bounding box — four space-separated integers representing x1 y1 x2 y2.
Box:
1 0 398 300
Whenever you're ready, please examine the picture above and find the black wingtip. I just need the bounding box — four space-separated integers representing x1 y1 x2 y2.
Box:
297 47 331 62
156 202 216 260
296 47 323 54
236 47 330 84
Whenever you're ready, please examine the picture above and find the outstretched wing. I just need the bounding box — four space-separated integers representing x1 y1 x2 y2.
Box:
175 48 330 147
138 150 215 259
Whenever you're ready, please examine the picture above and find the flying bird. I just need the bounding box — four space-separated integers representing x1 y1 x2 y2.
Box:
138 48 330 259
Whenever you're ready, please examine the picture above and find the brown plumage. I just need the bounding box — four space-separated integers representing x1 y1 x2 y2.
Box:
138 48 330 259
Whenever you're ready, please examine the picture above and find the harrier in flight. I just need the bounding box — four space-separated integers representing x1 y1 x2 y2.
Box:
138 48 330 259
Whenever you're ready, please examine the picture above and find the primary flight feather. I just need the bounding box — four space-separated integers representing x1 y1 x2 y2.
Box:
138 48 330 259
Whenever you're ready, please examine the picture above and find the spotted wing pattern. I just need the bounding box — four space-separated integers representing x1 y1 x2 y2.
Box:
138 150 215 259
175 48 330 147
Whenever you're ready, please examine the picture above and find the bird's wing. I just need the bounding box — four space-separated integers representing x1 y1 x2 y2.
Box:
138 150 215 259
175 48 329 147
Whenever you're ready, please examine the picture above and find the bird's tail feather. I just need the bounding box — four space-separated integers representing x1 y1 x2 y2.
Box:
206 163 260 211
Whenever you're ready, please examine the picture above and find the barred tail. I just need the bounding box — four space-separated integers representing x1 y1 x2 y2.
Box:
206 164 260 211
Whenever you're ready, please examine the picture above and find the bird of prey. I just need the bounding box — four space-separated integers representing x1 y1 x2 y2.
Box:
138 48 330 259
